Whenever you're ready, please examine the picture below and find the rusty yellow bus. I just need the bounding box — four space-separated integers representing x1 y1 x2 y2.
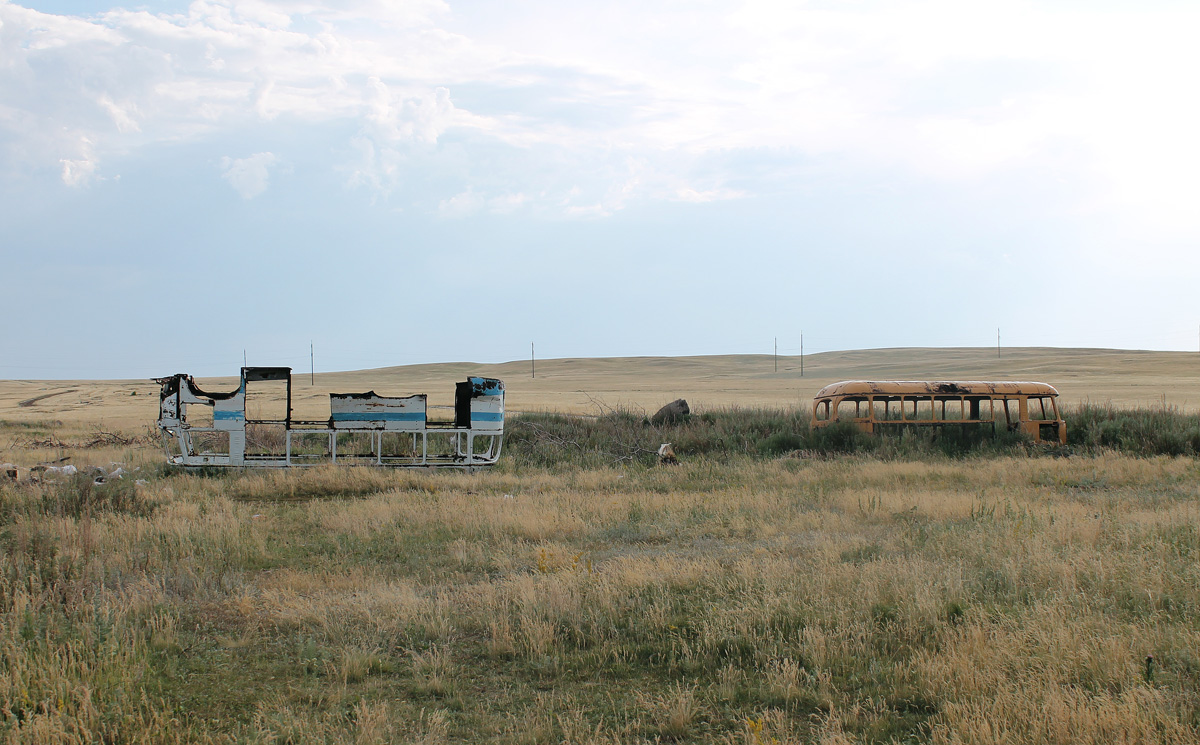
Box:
811 381 1066 444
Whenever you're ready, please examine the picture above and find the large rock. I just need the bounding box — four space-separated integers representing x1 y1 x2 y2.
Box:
651 398 690 425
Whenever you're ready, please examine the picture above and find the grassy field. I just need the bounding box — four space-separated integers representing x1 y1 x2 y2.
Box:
2 349 1200 743
4 347 1200 432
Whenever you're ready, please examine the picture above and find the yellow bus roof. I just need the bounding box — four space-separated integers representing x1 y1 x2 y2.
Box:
813 380 1060 399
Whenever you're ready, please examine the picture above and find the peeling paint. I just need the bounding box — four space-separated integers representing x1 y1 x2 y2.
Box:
155 367 504 468
811 380 1067 445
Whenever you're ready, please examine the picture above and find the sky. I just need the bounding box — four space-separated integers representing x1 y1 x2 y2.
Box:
2 0 1199 379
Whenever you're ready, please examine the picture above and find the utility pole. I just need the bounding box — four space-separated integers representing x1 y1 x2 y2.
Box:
997 328 1001 359
310 342 314 385
531 342 536 379
800 332 804 377
774 337 777 372
243 349 247 368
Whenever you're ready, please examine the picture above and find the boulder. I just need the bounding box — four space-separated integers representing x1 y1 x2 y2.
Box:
651 399 690 425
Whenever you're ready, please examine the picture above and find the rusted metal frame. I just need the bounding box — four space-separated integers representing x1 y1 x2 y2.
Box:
813 382 1067 445
156 369 504 468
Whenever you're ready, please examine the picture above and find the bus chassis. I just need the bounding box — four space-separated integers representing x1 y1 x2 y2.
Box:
155 367 504 468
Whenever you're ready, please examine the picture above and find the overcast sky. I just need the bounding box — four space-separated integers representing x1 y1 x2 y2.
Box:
2 0 1198 379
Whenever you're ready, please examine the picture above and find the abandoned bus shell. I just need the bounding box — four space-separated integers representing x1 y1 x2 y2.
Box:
811 380 1066 444
156 367 504 467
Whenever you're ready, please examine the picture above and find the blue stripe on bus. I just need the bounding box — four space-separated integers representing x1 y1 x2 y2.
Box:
471 412 504 422
331 412 425 422
468 377 505 396
214 410 245 420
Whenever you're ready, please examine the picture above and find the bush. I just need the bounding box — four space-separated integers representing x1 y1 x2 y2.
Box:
502 402 1200 468
1067 403 1200 456
806 421 873 454
757 432 806 456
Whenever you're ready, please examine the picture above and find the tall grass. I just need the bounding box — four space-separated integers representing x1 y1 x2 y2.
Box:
1068 402 1200 455
507 402 1197 468
2 414 1200 742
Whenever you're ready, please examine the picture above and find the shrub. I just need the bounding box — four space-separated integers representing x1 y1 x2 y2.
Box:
1067 403 1200 456
502 402 1200 468
757 432 806 456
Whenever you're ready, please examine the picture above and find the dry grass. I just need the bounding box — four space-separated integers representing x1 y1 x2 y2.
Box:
5 348 1200 433
2 407 1200 742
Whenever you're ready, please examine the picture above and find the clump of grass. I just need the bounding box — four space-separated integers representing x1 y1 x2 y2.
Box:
650 683 699 740
409 645 455 698
1068 402 1200 456
44 472 159 518
337 646 391 684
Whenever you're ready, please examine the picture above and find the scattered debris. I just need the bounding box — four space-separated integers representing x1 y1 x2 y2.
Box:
651 399 690 425
21 430 149 449
84 430 143 447
21 461 137 485
657 443 678 465
24 436 70 449
30 464 78 482
84 464 128 485
1 463 17 481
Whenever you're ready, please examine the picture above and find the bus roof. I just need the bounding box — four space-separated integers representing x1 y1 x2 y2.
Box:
813 380 1060 399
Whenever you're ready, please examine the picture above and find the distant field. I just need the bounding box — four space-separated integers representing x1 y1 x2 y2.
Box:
2 347 1199 431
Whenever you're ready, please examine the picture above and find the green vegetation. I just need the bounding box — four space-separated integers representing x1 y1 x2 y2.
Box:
1068 403 1200 456
2 413 1200 743
508 403 1200 467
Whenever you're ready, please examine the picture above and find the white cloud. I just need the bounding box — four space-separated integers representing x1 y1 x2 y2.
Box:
1 0 1199 230
672 187 745 204
437 188 482 217
60 157 95 187
436 188 529 217
362 78 455 145
58 136 96 187
220 151 278 198
97 95 141 133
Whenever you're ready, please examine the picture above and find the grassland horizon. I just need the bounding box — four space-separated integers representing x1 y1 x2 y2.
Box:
2 347 1200 743
4 346 1200 432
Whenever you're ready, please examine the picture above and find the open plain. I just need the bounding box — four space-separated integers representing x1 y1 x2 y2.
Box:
2 348 1199 743
3 347 1200 431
